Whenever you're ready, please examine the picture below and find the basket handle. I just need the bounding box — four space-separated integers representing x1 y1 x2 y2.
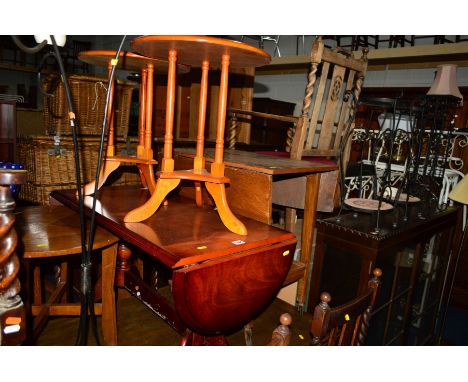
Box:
38 51 60 97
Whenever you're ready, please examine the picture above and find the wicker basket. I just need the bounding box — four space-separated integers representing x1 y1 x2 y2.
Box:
42 74 135 137
17 135 143 205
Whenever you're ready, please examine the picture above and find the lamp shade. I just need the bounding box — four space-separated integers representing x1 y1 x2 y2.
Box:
378 113 415 132
448 174 468 205
427 64 463 101
34 35 67 47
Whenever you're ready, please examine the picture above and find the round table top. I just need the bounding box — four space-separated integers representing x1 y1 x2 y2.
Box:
130 35 271 68
79 50 190 74
16 206 119 258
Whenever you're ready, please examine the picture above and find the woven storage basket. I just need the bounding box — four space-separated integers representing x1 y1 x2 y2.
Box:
17 135 142 205
42 74 135 137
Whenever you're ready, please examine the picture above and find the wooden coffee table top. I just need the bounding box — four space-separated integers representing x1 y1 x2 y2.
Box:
51 186 295 269
131 35 271 68
15 206 118 259
79 50 190 73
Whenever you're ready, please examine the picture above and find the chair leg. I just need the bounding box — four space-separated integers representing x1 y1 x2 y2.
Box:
244 320 254 346
284 207 297 233
101 243 118 345
33 265 42 306
296 174 320 312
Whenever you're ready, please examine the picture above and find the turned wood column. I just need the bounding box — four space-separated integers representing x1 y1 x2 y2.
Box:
0 170 27 345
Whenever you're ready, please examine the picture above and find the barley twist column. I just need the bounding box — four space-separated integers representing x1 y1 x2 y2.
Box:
0 170 26 345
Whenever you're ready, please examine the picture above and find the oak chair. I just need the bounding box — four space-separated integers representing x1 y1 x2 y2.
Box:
228 36 369 310
310 268 382 345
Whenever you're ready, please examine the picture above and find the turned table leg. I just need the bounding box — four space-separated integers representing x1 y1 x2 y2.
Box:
0 171 27 345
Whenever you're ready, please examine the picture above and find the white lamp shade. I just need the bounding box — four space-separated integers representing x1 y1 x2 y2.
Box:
378 113 415 132
34 35 67 48
427 64 463 101
448 174 468 205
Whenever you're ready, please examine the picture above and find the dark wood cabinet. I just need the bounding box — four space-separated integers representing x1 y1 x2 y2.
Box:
309 205 458 345
355 87 468 313
0 100 16 162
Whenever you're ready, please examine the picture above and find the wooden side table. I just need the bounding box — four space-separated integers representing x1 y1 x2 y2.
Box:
51 186 296 345
174 147 337 309
78 50 189 196
309 205 458 345
126 36 271 235
15 206 119 345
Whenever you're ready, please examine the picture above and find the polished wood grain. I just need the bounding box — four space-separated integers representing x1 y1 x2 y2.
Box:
131 35 271 68
79 50 190 73
174 148 336 307
15 206 119 345
173 240 295 335
16 206 118 258
51 186 296 342
53 187 295 268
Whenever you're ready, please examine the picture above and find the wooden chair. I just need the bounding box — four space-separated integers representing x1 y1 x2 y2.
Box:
310 268 382 345
228 36 369 310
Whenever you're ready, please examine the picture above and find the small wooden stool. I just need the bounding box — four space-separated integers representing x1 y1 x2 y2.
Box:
15 205 119 345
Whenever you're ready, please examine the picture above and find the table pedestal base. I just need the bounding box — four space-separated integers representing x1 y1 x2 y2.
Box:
124 176 247 235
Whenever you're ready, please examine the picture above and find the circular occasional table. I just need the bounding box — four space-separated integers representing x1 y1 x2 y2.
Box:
78 50 190 196
127 35 271 235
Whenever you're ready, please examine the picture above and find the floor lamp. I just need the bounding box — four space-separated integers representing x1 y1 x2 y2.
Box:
438 173 468 343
